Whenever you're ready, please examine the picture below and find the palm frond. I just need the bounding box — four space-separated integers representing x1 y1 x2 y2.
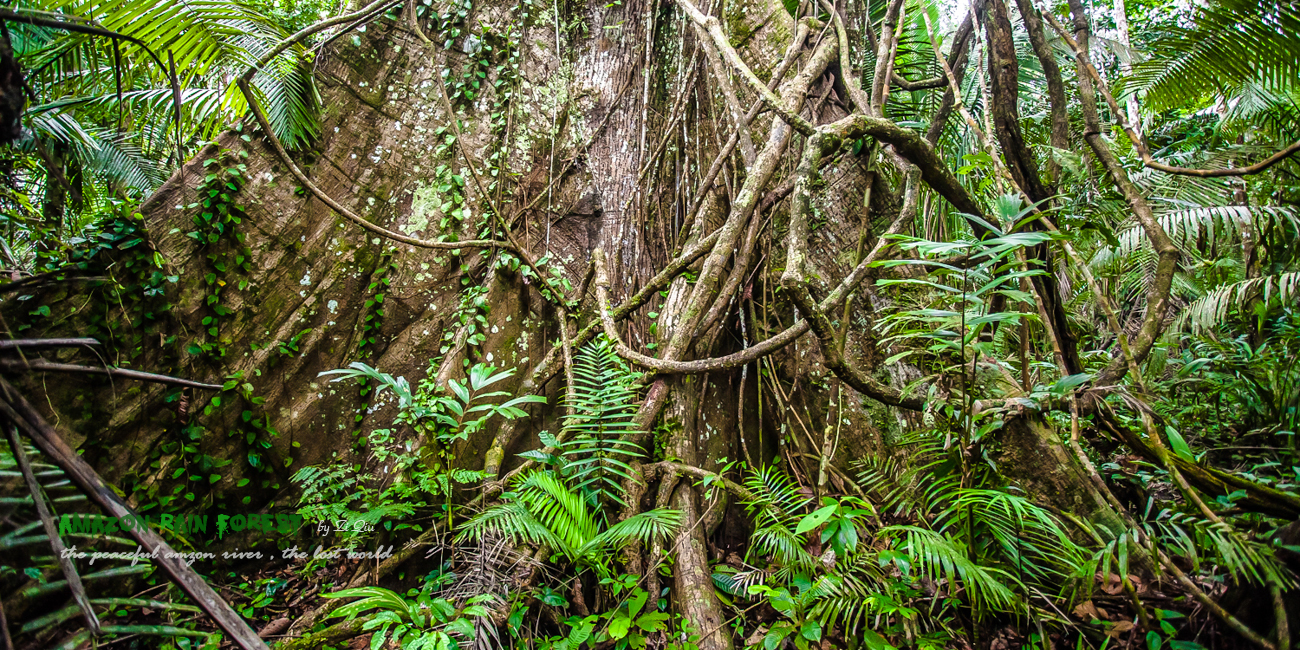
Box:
810 564 890 635
1177 272 1300 333
40 0 273 78
227 36 321 148
577 509 681 558
1090 206 1300 272
75 127 167 191
23 0 320 163
1124 0 1300 110
748 523 818 573
456 501 565 551
514 470 601 553
881 525 1020 613
939 489 1087 583
741 465 809 528
28 109 98 150
1147 514 1297 589
1219 82 1300 140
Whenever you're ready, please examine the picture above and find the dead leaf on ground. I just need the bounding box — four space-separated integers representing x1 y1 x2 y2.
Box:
1072 600 1100 620
1105 621 1135 638
1100 573 1125 595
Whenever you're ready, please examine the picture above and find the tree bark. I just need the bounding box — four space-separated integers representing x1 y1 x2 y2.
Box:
983 0 1083 374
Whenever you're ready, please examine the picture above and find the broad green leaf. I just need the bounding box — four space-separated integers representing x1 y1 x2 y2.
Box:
801 620 822 641
1165 426 1196 462
795 504 837 535
608 615 631 640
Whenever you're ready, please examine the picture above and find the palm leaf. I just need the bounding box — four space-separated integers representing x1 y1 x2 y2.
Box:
1090 205 1300 271
514 470 601 553
881 525 1020 613
741 465 809 528
1124 0 1300 111
576 509 681 558
940 489 1086 583
39 0 271 78
1177 272 1300 333
456 501 565 551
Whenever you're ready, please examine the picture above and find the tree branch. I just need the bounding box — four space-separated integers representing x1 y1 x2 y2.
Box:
1067 401 1279 650
819 0 871 112
868 0 907 116
656 36 838 367
1012 0 1068 181
679 19 812 237
593 185 918 413
1090 407 1300 519
0 338 100 351
1037 2 1300 178
822 114 989 227
672 0 816 136
780 133 925 410
594 248 807 374
1057 0 1178 386
693 22 757 166
925 0 984 145
655 462 763 507
0 379 270 650
0 358 223 390
236 78 508 252
0 272 109 295
275 616 372 650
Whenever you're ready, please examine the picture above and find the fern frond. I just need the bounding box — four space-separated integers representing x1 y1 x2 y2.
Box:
558 336 644 506
856 431 955 517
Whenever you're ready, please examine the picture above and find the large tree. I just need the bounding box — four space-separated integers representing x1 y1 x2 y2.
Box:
1 0 1298 648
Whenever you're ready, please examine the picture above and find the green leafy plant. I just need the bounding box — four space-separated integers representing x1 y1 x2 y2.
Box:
324 585 490 650
184 152 252 361
874 197 1059 376
320 360 543 448
457 470 680 577
593 586 672 650
297 361 542 534
795 495 874 558
524 336 646 506
746 577 830 650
